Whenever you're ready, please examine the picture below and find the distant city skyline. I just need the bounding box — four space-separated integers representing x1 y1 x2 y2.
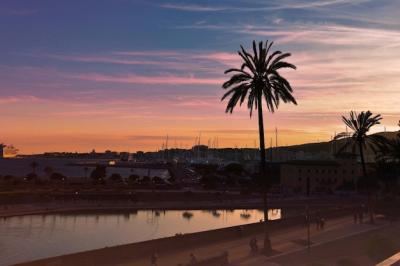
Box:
1 0 399 153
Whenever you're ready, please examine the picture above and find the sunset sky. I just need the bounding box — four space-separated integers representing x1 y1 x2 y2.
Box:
1 0 400 154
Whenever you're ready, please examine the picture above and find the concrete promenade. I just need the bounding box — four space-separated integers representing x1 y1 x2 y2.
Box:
119 215 390 266
15 213 399 266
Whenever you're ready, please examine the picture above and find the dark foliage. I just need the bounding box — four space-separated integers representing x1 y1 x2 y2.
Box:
50 172 66 181
90 165 106 181
25 173 38 181
109 173 122 182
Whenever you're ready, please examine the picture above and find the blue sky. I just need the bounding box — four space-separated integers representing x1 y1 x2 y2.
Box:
1 0 400 153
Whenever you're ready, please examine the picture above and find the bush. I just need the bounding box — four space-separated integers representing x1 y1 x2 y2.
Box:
50 172 66 181
200 174 218 189
129 174 140 183
109 173 122 182
25 173 38 181
224 163 244 175
141 176 151 185
90 165 106 181
152 176 164 184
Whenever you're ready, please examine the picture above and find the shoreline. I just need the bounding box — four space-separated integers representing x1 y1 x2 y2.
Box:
0 196 359 218
14 208 365 266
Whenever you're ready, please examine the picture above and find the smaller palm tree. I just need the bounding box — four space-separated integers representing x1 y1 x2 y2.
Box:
337 111 383 223
338 111 383 176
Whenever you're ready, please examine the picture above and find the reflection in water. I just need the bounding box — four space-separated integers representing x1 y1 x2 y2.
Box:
240 211 251 220
211 210 221 218
0 209 281 266
182 211 194 220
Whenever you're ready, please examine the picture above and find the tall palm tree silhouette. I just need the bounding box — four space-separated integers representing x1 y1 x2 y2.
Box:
337 111 383 223
222 40 297 250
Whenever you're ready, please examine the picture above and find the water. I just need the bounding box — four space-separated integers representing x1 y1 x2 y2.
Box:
0 209 281 265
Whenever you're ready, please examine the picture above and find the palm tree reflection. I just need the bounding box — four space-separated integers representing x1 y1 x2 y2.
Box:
182 211 194 220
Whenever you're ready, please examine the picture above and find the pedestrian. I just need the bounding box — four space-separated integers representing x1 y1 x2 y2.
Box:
150 252 158 266
249 237 258 253
353 208 358 224
237 225 243 237
320 217 325 230
315 215 321 230
315 211 321 230
249 238 254 252
189 253 197 264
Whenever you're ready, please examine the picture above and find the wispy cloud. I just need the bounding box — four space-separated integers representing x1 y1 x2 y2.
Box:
159 3 227 12
0 95 40 104
41 51 238 69
75 73 223 85
128 135 195 141
239 23 400 46
159 0 370 12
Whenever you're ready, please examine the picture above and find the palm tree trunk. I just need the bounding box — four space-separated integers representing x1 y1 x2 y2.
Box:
359 142 374 223
359 142 367 178
257 94 271 251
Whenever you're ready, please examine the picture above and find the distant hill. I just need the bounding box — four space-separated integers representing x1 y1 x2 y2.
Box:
268 131 399 162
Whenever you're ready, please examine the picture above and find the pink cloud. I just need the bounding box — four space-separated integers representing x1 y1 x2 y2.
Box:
75 73 223 85
42 51 239 73
0 95 41 104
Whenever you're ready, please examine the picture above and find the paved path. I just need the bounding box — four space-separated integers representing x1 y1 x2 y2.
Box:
119 215 386 266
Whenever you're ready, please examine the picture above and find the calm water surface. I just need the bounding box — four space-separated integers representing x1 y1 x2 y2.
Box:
0 209 281 265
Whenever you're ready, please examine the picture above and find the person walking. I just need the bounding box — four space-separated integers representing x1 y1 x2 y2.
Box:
315 210 322 230
190 253 197 264
249 237 258 253
320 217 325 230
353 207 358 224
150 252 158 266
359 206 364 224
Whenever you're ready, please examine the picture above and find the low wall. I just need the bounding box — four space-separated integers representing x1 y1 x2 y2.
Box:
16 207 354 266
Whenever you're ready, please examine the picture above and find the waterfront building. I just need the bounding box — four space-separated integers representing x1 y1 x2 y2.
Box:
0 144 4 158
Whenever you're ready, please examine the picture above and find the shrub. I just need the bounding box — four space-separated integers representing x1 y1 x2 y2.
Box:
129 174 140 183
50 172 66 181
90 165 106 181
25 173 38 181
109 173 122 182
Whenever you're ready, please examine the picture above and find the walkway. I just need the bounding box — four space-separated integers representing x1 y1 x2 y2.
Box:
120 215 388 266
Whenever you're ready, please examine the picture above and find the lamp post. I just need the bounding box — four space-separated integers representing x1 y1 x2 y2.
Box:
306 176 311 252
307 204 310 252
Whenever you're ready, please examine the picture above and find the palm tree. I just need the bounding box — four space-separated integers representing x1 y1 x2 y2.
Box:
222 40 297 251
337 111 383 223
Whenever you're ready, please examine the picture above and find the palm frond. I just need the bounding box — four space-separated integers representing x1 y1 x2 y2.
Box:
221 40 297 116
